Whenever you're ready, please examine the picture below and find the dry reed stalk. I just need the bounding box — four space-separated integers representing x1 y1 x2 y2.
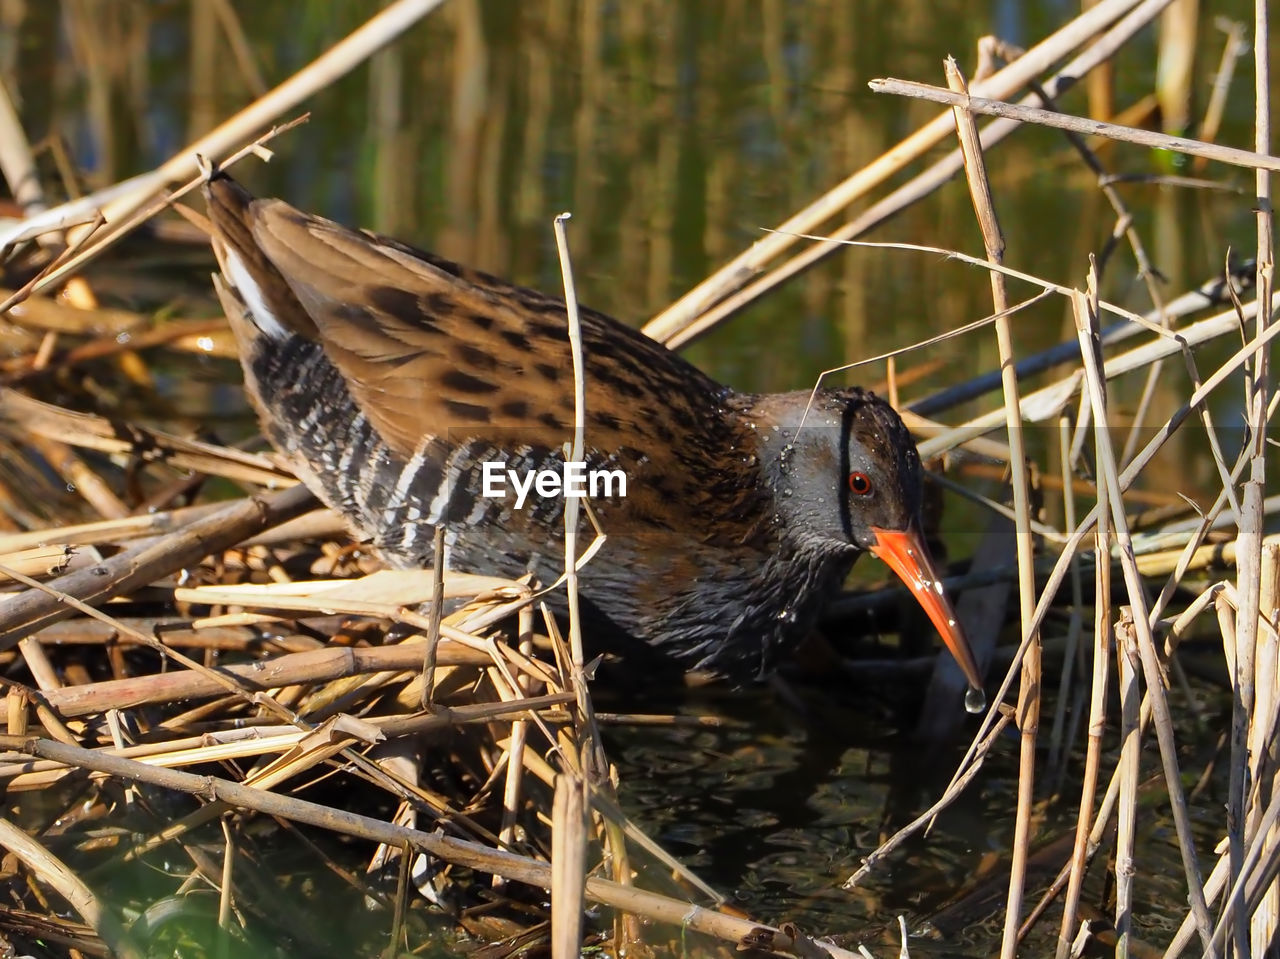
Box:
919 290 1280 459
551 772 588 959
0 728 301 788
0 484 314 650
1197 19 1249 169
0 388 293 487
1113 615 1141 957
0 172 149 251
0 545 100 582
1044 419 1084 785
1135 533 1280 578
844 705 1015 888
31 643 487 719
1074 277 1214 946
0 78 47 219
493 604 536 892
18 618 326 652
552 213 596 742
870 78 1280 173
0 562 304 729
0 74 102 327
944 56 1041 956
5 116 304 315
551 211 632 952
1155 0 1200 136
421 525 446 707
1249 544 1280 949
1054 422 1112 957
12 0 449 301
652 0 1177 350
643 0 1157 344
0 291 158 337
1240 4 1276 955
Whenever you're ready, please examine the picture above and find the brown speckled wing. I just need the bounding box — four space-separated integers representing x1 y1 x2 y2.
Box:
243 199 724 454
211 179 772 545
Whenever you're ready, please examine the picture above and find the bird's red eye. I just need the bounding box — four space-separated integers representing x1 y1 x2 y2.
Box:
848 472 873 496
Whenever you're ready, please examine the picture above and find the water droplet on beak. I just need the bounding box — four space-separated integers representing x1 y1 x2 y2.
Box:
964 686 986 714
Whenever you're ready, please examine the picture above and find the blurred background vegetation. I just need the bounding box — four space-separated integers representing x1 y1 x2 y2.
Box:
0 0 1267 399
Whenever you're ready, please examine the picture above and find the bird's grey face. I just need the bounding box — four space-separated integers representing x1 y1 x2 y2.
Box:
839 401 923 551
767 390 923 552
763 389 985 709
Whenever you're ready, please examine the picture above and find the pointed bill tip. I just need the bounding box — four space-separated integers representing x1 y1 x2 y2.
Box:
867 526 985 709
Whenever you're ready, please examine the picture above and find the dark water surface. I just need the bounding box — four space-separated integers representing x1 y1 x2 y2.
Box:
0 0 1260 954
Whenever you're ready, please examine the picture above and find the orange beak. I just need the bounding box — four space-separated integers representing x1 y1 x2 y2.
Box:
868 526 986 713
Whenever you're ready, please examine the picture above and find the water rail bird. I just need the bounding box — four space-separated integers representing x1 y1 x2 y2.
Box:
202 170 986 712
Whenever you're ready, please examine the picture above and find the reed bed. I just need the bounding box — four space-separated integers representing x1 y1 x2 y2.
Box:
0 0 1273 957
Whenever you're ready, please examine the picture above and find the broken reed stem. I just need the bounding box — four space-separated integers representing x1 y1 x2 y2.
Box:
552 212 589 722
494 603 536 893
421 524 446 708
1113 615 1140 957
551 772 588 959
944 56 1040 956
